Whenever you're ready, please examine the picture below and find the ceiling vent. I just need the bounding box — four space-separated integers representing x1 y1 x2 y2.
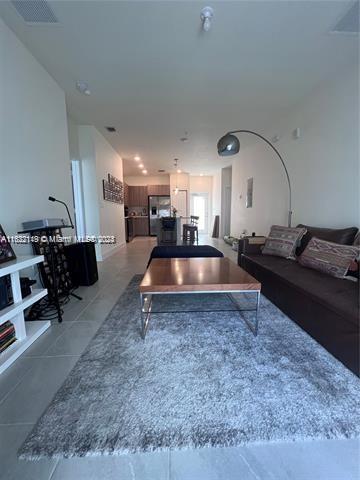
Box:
11 1 59 24
158 169 166 173
105 127 116 132
331 2 359 35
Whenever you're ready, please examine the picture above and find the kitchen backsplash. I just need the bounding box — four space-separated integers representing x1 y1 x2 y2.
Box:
128 206 148 216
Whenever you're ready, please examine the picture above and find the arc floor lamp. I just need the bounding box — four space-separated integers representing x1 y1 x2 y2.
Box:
217 130 292 227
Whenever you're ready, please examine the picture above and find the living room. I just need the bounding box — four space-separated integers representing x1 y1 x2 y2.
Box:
0 1 359 479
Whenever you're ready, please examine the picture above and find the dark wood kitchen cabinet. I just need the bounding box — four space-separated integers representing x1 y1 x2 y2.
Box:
128 186 148 207
138 186 148 206
127 186 137 206
124 183 129 206
147 185 170 196
133 217 149 236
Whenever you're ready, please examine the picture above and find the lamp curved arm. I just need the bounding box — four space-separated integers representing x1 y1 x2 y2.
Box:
49 197 74 228
57 200 75 229
228 129 292 227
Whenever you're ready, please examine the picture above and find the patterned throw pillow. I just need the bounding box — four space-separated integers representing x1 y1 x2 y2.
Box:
262 225 307 259
298 237 359 279
347 232 360 279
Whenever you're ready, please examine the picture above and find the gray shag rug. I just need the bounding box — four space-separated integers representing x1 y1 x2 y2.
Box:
20 275 360 459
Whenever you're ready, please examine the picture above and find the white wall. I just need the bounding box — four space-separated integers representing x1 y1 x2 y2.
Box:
212 170 222 237
77 126 101 258
231 144 285 237
94 129 125 259
212 171 222 217
77 126 125 260
0 19 73 255
231 64 359 237
67 115 80 162
189 176 213 194
124 175 169 186
221 167 232 237
170 173 190 217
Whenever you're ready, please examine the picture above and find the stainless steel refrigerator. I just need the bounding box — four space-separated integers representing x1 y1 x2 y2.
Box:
148 196 171 235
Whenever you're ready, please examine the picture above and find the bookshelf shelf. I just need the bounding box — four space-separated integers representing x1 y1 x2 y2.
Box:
0 288 47 326
0 255 50 374
0 321 50 374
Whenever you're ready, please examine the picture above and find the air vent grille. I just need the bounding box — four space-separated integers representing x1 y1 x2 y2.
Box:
331 2 359 34
11 1 59 24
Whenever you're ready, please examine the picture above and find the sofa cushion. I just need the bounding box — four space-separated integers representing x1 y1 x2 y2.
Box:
243 253 359 327
296 224 358 256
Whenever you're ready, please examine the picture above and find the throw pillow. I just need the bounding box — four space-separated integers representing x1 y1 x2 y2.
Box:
347 233 360 279
262 225 307 259
353 232 360 247
296 224 358 256
298 237 360 279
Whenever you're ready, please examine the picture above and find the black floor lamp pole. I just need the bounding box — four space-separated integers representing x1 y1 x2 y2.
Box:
217 130 293 227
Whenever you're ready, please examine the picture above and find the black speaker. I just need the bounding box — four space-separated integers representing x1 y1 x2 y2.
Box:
65 243 98 286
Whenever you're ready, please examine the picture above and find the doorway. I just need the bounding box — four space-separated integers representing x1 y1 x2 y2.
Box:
71 159 85 239
221 166 232 237
191 193 209 234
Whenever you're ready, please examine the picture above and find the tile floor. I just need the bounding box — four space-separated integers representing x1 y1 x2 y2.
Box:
0 236 358 480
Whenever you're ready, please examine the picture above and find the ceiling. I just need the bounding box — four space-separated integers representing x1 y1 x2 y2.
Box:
0 1 357 176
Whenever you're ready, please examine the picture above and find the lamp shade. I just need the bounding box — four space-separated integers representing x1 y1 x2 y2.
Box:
217 133 240 156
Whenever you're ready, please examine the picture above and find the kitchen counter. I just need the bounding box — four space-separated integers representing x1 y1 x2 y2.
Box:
155 217 182 245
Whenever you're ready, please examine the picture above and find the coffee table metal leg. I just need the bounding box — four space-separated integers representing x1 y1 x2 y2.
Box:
140 293 153 339
228 290 261 336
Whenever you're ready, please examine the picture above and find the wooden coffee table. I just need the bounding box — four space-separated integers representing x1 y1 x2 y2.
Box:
139 257 261 338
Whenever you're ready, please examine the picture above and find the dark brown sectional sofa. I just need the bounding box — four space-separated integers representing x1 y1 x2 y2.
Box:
238 225 359 376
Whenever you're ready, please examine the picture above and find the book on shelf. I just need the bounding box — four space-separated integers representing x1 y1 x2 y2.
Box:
0 322 15 341
0 329 15 344
0 336 16 353
0 321 16 354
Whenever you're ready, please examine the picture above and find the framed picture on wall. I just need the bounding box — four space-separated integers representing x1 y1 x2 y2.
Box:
103 174 124 204
0 225 16 264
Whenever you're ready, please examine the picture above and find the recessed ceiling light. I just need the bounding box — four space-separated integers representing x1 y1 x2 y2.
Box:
134 156 141 161
76 81 91 95
142 170 148 174
200 173 204 176
177 169 182 174
138 164 144 168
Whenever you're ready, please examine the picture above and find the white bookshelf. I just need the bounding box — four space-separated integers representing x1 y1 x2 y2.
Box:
0 255 50 374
